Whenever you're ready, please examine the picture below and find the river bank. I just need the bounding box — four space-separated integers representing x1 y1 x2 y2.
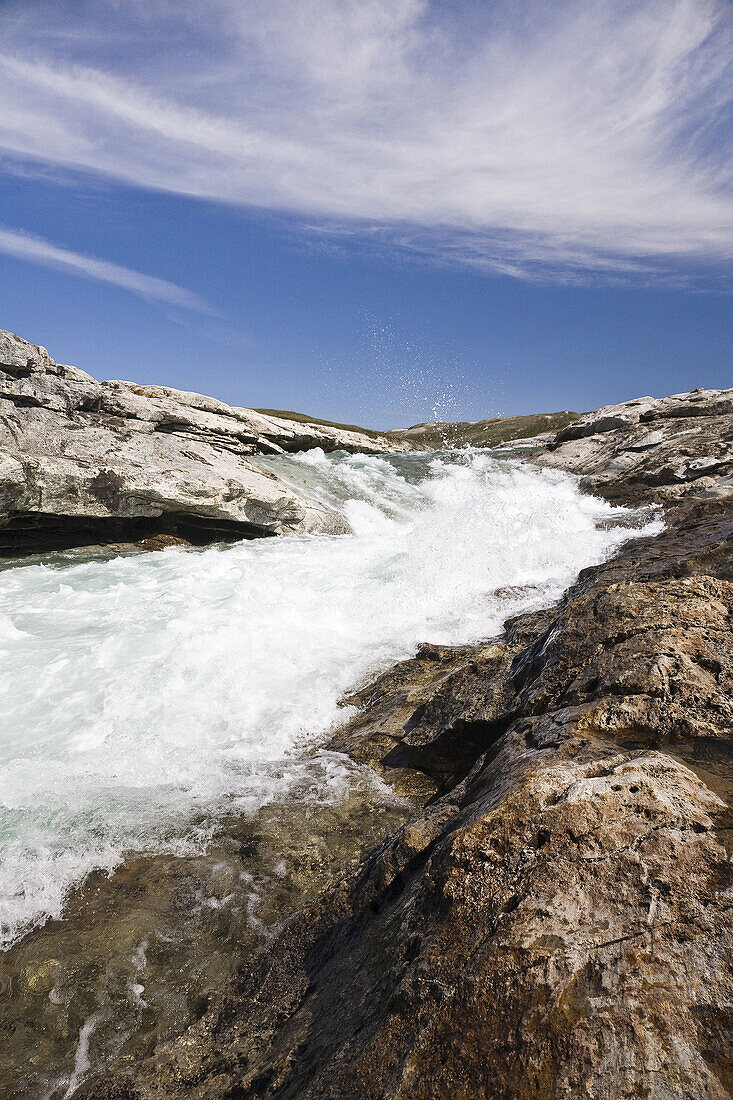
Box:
85 387 733 1099
102 498 733 1100
1 330 731 1098
1 440 653 1098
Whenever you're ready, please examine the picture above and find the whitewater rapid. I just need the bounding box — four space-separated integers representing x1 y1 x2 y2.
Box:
0 449 661 947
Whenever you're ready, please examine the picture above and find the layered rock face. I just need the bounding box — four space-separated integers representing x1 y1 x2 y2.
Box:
0 330 404 555
89 411 733 1097
532 387 733 504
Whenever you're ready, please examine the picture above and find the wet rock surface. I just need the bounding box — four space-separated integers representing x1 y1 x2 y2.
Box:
86 418 733 1097
0 764 408 1100
99 749 729 1100
0 330 405 555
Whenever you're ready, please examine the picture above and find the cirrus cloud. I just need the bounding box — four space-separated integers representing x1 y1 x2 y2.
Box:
0 224 214 312
0 0 730 281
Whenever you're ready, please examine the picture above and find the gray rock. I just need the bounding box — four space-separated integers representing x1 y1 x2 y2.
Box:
0 330 405 555
682 455 731 479
554 397 658 442
622 429 664 451
529 386 733 505
642 387 733 420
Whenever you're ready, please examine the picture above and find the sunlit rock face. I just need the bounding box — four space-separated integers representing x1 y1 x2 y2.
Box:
0 329 412 555
88 464 733 1098
531 386 733 505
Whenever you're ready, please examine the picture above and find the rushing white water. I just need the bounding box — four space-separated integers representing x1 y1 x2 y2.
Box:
0 450 661 948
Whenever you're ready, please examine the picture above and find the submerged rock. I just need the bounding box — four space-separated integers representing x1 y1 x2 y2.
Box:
0 330 404 556
0 762 408 1100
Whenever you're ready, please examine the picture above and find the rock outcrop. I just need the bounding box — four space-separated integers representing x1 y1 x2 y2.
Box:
531 387 733 505
88 410 733 1098
3 340 731 1098
0 330 405 555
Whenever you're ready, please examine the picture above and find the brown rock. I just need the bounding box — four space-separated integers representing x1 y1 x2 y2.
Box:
87 491 733 1099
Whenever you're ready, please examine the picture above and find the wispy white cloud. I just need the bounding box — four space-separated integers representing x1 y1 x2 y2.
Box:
0 224 213 311
0 0 730 280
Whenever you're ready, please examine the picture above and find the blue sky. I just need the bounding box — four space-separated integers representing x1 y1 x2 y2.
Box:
0 0 730 427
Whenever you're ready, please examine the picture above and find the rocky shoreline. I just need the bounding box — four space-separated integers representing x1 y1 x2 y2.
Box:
1 332 731 1098
83 388 732 1099
533 388 733 506
0 329 405 556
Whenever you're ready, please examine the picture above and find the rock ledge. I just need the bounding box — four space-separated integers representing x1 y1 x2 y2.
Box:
0 330 404 555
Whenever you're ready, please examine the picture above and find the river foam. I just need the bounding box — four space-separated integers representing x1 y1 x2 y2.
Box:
0 450 661 948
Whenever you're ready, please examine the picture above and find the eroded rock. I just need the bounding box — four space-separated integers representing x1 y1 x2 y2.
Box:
0 331 405 555
88 486 733 1100
532 386 733 506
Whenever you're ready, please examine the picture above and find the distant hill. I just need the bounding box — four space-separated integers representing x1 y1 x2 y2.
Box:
257 409 581 449
386 410 581 450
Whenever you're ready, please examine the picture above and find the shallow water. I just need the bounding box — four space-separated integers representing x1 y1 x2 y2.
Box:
0 449 662 1096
